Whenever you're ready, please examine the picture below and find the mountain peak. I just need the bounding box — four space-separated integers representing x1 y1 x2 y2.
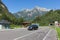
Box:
21 6 50 12
14 6 49 20
21 8 32 12
34 6 50 11
24 9 31 12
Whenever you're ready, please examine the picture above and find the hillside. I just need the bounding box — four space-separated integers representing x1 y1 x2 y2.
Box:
0 0 16 23
33 10 60 26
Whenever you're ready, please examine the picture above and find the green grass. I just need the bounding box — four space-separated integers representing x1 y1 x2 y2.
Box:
10 24 22 29
51 26 60 40
55 27 60 40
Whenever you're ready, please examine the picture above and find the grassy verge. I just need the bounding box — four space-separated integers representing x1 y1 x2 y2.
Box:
51 26 60 40
55 27 60 40
10 24 22 29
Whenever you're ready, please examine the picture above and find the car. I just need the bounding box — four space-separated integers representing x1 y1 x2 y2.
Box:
28 24 38 30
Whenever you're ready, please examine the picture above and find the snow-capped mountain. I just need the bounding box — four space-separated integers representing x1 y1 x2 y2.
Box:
14 6 50 20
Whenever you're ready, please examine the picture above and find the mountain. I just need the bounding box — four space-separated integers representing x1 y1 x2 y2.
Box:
14 6 50 20
0 0 16 22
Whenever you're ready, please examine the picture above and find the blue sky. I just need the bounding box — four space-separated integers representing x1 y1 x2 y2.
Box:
2 0 60 13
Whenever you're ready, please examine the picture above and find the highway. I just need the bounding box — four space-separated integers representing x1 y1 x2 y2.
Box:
0 27 57 40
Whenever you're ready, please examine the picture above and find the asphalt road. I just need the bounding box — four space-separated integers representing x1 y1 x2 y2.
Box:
0 27 57 40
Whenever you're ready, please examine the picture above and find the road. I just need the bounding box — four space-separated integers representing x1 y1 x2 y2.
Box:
0 27 57 40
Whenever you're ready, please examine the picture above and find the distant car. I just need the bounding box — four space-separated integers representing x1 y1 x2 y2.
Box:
28 24 38 30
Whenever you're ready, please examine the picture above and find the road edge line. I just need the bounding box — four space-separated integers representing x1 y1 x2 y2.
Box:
43 29 52 40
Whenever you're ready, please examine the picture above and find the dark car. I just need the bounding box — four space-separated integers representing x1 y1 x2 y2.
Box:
28 24 38 30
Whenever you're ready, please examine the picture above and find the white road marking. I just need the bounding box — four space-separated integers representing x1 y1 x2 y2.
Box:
13 30 41 40
43 30 52 40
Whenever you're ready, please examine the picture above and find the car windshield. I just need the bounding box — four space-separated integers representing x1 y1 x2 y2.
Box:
31 25 37 27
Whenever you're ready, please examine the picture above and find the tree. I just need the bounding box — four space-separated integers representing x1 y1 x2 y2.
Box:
32 16 41 23
40 9 60 26
15 17 25 25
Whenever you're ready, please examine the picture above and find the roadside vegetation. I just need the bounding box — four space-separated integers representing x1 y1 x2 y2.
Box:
10 24 22 29
55 27 60 40
51 26 60 40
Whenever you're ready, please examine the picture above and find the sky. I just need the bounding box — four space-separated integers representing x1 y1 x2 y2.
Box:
2 0 60 13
